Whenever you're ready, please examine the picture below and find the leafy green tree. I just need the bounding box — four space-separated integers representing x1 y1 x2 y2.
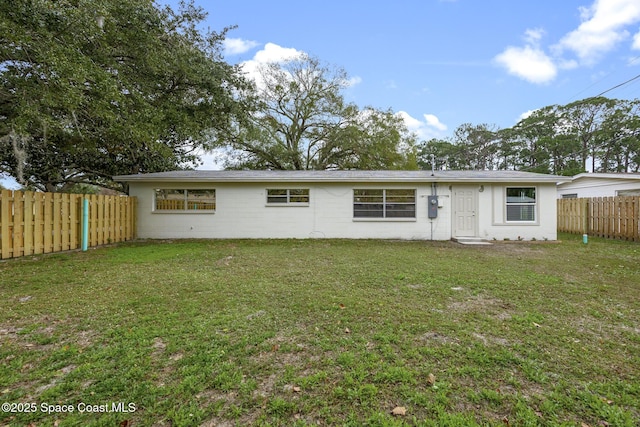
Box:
493 127 524 171
417 124 499 171
450 123 500 170
597 99 640 172
419 97 640 175
561 97 617 172
218 54 417 170
505 106 582 175
417 138 461 170
419 96 639 175
0 0 252 191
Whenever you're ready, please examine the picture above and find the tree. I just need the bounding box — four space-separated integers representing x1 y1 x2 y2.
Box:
493 127 521 171
417 138 461 170
504 106 582 175
417 96 640 175
561 97 617 172
0 0 252 192
417 124 499 171
450 123 500 170
217 54 417 170
597 99 640 172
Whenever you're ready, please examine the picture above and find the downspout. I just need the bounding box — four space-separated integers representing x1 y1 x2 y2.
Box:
430 182 437 240
430 154 438 240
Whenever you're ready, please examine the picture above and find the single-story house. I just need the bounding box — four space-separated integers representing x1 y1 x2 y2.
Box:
113 170 570 241
557 173 640 198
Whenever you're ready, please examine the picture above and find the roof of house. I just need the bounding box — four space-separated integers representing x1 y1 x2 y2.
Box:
114 170 570 184
560 172 640 183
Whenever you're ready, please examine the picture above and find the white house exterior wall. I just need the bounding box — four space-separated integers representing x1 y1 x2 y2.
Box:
448 184 558 241
557 177 640 198
484 183 558 240
130 182 452 240
128 181 558 240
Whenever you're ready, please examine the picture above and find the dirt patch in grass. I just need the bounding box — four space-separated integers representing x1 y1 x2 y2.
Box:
151 337 167 356
420 331 459 345
448 294 514 319
471 332 511 347
0 317 96 352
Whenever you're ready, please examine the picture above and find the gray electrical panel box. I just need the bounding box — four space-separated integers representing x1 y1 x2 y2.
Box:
428 196 438 218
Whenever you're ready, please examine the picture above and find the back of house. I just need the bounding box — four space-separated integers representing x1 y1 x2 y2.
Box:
114 170 569 241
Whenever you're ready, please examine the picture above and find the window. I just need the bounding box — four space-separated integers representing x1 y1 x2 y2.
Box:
562 193 578 199
154 189 216 211
266 189 309 204
353 189 416 218
617 189 640 196
506 187 536 221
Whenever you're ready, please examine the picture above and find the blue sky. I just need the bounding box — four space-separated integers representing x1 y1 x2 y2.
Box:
3 0 640 187
194 0 640 142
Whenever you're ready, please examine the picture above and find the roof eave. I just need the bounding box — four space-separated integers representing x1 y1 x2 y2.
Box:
113 175 571 184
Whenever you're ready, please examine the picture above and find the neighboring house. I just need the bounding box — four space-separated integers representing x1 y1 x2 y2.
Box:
557 173 640 199
114 170 570 241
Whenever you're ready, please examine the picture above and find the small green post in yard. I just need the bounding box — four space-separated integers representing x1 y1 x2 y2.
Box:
82 198 89 251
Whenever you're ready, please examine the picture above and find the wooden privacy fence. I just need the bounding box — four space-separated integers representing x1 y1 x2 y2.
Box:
0 190 136 259
557 196 640 241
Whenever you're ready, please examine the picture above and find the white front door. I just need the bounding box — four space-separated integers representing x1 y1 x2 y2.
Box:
453 187 477 237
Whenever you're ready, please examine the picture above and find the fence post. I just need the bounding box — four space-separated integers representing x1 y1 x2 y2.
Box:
581 198 589 235
82 198 89 251
1 190 12 259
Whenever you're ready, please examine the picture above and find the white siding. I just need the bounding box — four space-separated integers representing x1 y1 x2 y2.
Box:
557 177 640 198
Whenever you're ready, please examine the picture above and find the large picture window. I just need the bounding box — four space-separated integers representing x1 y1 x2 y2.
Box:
506 187 536 221
154 189 216 211
266 189 310 204
353 189 416 218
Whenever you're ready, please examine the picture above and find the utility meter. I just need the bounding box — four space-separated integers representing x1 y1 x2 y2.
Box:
428 196 438 218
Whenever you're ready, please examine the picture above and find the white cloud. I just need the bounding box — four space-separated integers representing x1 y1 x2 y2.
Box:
494 45 557 84
557 58 580 70
518 110 535 122
494 27 558 84
346 76 363 87
396 111 422 128
423 114 448 131
223 38 259 56
397 111 448 140
497 1 640 84
555 0 640 64
240 43 361 92
633 30 640 50
239 43 305 87
252 42 303 63
524 28 545 45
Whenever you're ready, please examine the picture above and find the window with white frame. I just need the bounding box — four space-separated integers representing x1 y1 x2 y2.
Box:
353 189 416 218
154 189 216 211
506 187 536 221
266 189 310 205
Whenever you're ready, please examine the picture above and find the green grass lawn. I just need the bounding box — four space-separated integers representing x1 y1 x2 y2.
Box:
0 234 638 426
